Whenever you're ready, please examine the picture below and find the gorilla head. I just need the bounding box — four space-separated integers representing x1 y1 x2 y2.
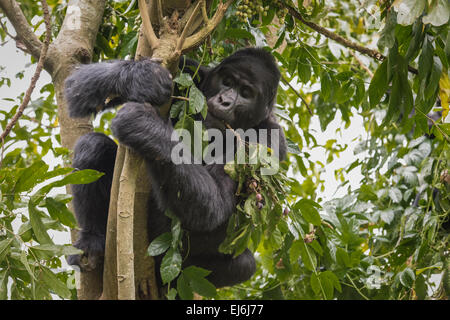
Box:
190 48 281 130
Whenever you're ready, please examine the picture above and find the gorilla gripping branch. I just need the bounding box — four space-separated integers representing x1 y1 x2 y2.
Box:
104 0 235 300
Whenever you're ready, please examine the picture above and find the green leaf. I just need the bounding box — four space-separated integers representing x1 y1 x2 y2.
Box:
322 270 342 293
40 267 71 299
176 274 194 300
399 268 415 288
224 28 254 40
224 161 237 180
160 248 182 284
183 265 211 279
369 60 389 108
393 0 426 26
31 244 82 257
174 73 194 87
319 272 334 299
14 160 49 192
405 20 424 61
422 0 449 26
170 100 185 119
34 169 104 199
147 232 172 256
183 266 216 298
166 288 177 300
310 272 321 295
378 10 397 49
415 274 427 299
20 250 34 280
189 85 206 115
45 197 77 228
358 185 378 201
298 240 316 272
380 209 395 224
295 199 321 226
0 238 14 262
425 58 443 100
28 201 53 245
336 247 351 267
0 270 7 300
119 31 138 58
321 72 332 101
389 188 403 203
62 169 105 185
298 54 311 84
286 138 301 155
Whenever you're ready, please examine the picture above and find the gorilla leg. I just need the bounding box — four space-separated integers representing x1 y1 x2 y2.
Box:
67 132 117 270
186 249 256 288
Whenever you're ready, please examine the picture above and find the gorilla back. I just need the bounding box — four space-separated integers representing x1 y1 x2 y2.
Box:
65 48 286 288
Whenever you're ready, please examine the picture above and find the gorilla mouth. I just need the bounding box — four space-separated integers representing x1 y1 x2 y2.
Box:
205 107 228 130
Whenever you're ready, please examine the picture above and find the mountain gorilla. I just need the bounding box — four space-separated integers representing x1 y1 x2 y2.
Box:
65 48 286 288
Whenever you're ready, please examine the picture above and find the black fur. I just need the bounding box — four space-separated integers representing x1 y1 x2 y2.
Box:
65 48 286 287
65 59 172 118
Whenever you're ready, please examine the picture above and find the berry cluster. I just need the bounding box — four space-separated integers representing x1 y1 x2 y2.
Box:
272 0 289 23
247 179 265 209
236 0 269 22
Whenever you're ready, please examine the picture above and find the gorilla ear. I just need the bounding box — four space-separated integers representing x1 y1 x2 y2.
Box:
179 56 210 88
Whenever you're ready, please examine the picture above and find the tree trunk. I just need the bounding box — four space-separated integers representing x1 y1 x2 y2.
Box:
49 0 107 300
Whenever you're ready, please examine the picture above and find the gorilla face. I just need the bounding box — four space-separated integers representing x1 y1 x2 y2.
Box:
199 49 280 131
204 65 264 130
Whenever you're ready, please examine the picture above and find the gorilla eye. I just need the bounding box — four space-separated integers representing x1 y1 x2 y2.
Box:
241 86 253 99
222 76 234 87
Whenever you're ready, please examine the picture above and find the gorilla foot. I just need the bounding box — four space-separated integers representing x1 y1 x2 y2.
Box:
67 232 105 272
67 251 104 272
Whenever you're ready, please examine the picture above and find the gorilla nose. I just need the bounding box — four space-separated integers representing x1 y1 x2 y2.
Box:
219 96 233 108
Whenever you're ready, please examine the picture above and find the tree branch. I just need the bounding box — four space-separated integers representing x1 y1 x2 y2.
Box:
201 0 209 24
176 0 202 54
350 51 374 78
138 0 159 51
156 0 165 27
0 0 43 59
0 0 51 166
116 147 142 300
182 0 234 52
281 74 312 116
282 2 419 75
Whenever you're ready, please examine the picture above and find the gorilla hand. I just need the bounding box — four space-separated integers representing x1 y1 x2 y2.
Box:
65 59 172 118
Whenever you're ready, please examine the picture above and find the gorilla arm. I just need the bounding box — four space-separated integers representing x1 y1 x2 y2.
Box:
64 59 173 118
111 102 236 232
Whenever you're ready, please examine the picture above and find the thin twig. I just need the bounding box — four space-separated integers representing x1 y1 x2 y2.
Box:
0 19 16 39
281 74 313 115
138 0 159 50
0 0 43 58
176 0 202 54
346 274 370 300
156 0 165 27
182 0 234 52
281 1 418 75
171 95 189 101
0 0 51 167
350 51 374 78
416 108 450 143
201 0 209 23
